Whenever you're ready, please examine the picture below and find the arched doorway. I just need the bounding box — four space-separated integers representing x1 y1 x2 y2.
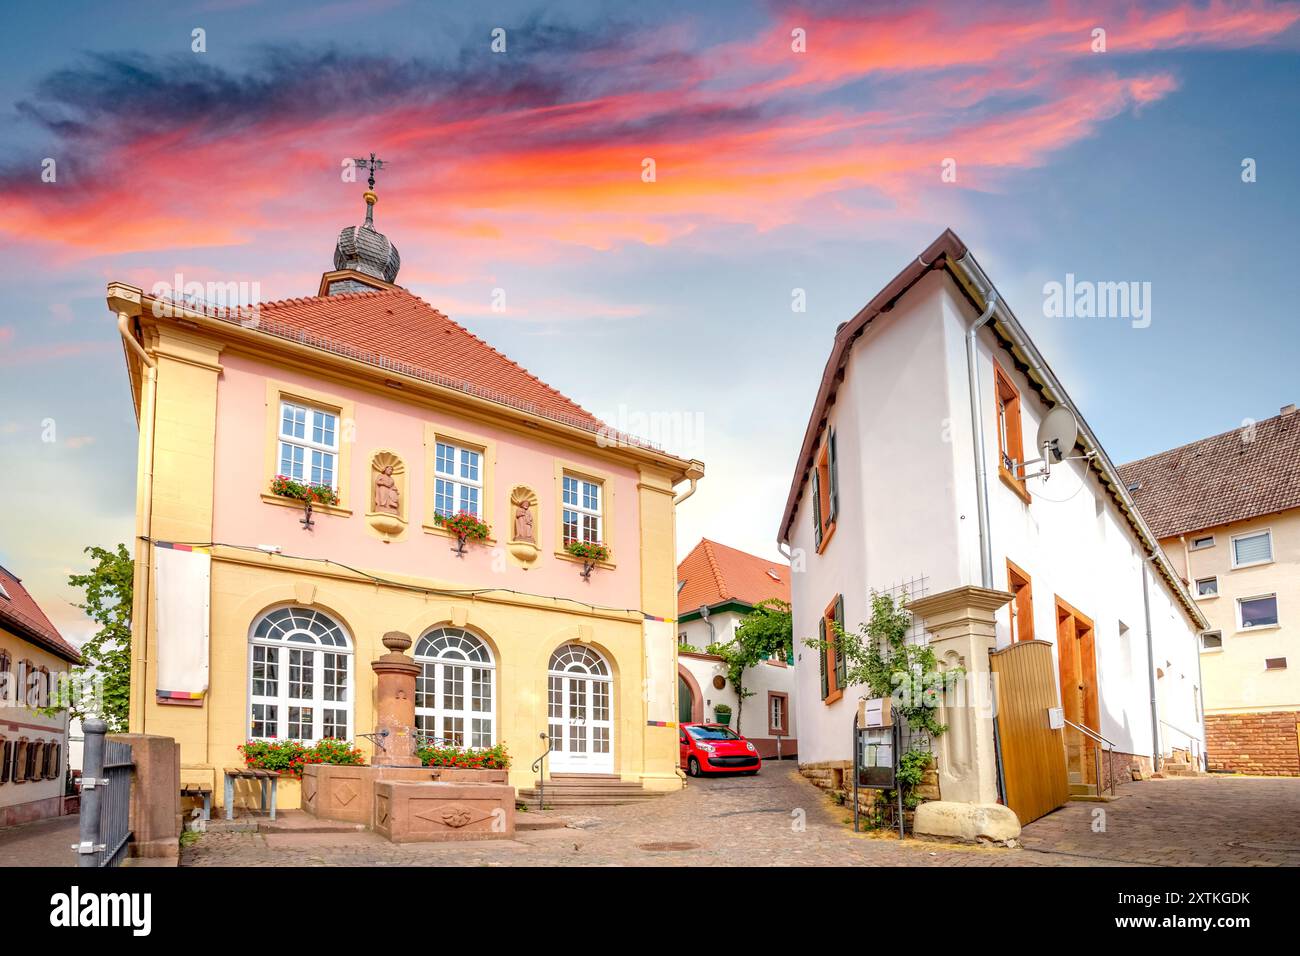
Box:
547 643 614 774
677 664 703 724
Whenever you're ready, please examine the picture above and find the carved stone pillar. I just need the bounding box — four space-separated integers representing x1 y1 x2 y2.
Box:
906 586 1013 805
370 631 422 767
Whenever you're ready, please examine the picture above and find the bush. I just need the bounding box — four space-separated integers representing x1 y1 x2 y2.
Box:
416 742 511 770
238 738 365 779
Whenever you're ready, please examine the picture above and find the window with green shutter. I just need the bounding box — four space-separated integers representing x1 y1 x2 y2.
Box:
833 594 847 689
818 617 829 700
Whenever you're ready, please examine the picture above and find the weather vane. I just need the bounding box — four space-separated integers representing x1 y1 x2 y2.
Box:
352 152 387 191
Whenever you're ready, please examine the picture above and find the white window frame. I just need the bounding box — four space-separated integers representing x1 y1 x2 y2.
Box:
278 400 340 490
1230 529 1273 569
1194 575 1219 599
414 627 496 749
1236 593 1280 632
433 441 484 519
562 473 603 545
1189 535 1215 551
248 607 354 745
1199 631 1223 653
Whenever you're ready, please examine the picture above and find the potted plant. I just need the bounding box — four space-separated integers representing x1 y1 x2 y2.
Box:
433 510 491 555
564 539 610 578
415 742 511 783
713 703 732 726
270 475 339 530
238 738 364 780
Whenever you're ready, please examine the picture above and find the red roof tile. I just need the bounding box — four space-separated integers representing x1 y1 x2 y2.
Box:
1118 407 1300 539
249 288 605 432
0 565 81 664
677 539 790 617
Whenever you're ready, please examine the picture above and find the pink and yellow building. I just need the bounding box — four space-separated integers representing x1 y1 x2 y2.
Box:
106 186 703 807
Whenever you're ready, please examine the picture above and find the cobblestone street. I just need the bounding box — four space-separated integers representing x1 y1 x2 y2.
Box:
178 767 1300 867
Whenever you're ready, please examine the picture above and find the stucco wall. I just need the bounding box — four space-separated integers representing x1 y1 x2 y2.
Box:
0 625 71 822
791 271 964 765
1163 510 1300 716
790 270 1204 767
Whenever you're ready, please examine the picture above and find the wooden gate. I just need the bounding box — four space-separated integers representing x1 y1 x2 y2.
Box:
990 640 1069 825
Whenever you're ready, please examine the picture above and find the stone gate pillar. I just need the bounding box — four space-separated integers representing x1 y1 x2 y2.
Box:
371 631 422 767
906 586 1013 805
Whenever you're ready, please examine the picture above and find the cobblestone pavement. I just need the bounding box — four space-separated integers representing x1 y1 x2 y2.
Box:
0 814 77 867
1019 775 1300 866
179 769 1300 867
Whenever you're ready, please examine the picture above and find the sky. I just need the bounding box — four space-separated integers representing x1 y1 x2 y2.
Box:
0 0 1297 644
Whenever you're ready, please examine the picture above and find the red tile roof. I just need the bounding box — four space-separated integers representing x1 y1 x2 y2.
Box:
1118 407 1300 539
246 288 605 431
677 539 790 617
0 565 81 664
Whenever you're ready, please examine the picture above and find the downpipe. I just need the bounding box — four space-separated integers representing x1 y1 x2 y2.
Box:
964 291 998 589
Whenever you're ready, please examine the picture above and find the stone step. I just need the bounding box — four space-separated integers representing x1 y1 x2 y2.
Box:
517 794 662 807
541 774 636 787
519 788 660 800
515 818 569 831
1069 782 1098 797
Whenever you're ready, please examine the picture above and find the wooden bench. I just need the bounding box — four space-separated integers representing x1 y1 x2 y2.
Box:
182 783 213 821
223 767 280 821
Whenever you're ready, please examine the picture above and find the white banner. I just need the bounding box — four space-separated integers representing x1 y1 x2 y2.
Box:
154 545 211 702
643 618 675 724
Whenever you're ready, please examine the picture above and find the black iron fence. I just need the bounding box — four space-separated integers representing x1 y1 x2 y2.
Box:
75 718 133 867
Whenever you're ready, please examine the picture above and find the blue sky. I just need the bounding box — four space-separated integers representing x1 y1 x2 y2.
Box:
0 0 1297 641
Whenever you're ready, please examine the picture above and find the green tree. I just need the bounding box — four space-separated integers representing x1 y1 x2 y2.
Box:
720 598 792 735
67 544 134 731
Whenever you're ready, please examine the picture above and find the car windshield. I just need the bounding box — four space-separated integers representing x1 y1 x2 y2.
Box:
687 725 740 741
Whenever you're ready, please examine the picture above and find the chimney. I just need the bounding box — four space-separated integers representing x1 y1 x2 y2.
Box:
1282 404 1297 416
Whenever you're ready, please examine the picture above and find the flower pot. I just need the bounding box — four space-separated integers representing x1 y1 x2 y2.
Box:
713 711 731 726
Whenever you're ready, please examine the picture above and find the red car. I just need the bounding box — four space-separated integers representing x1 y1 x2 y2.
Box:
679 722 762 776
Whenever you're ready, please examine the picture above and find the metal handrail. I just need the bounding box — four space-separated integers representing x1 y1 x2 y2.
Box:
530 733 551 811
1063 717 1116 797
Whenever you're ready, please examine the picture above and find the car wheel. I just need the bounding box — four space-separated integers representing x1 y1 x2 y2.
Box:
687 756 701 777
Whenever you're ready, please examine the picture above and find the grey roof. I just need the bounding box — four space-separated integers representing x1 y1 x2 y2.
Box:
333 202 400 283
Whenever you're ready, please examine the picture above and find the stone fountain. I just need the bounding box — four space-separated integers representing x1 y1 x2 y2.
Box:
301 630 515 842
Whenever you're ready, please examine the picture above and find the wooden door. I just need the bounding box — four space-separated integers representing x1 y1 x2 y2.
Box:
1055 598 1098 785
991 640 1069 824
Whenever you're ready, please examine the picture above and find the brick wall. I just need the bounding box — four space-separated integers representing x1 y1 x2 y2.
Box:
1205 711 1300 776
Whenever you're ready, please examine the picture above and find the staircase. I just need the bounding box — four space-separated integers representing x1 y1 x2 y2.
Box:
518 774 666 808
1157 754 1204 777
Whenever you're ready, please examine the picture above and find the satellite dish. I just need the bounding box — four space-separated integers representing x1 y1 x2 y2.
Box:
1037 406 1078 463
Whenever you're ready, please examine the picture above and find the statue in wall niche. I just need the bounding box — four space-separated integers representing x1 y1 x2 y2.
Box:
374 465 400 513
514 498 535 543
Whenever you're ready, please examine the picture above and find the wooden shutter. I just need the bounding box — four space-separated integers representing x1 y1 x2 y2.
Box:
828 429 839 522
818 617 829 700
811 470 823 548
833 594 847 689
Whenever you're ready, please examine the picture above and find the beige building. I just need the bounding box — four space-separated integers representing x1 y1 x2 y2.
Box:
1120 405 1300 775
0 563 81 825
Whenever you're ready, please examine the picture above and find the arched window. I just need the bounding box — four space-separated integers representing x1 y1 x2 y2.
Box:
413 627 495 748
548 643 610 676
248 606 353 744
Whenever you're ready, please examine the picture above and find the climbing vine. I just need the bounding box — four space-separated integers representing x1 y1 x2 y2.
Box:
808 591 963 810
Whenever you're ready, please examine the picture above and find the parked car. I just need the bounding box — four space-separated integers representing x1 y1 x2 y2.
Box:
679 722 762 776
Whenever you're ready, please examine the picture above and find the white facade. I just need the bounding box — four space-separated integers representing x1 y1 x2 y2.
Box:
678 608 797 758
787 266 1205 771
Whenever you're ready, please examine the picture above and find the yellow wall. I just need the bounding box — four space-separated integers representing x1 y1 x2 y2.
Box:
1164 509 1300 715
